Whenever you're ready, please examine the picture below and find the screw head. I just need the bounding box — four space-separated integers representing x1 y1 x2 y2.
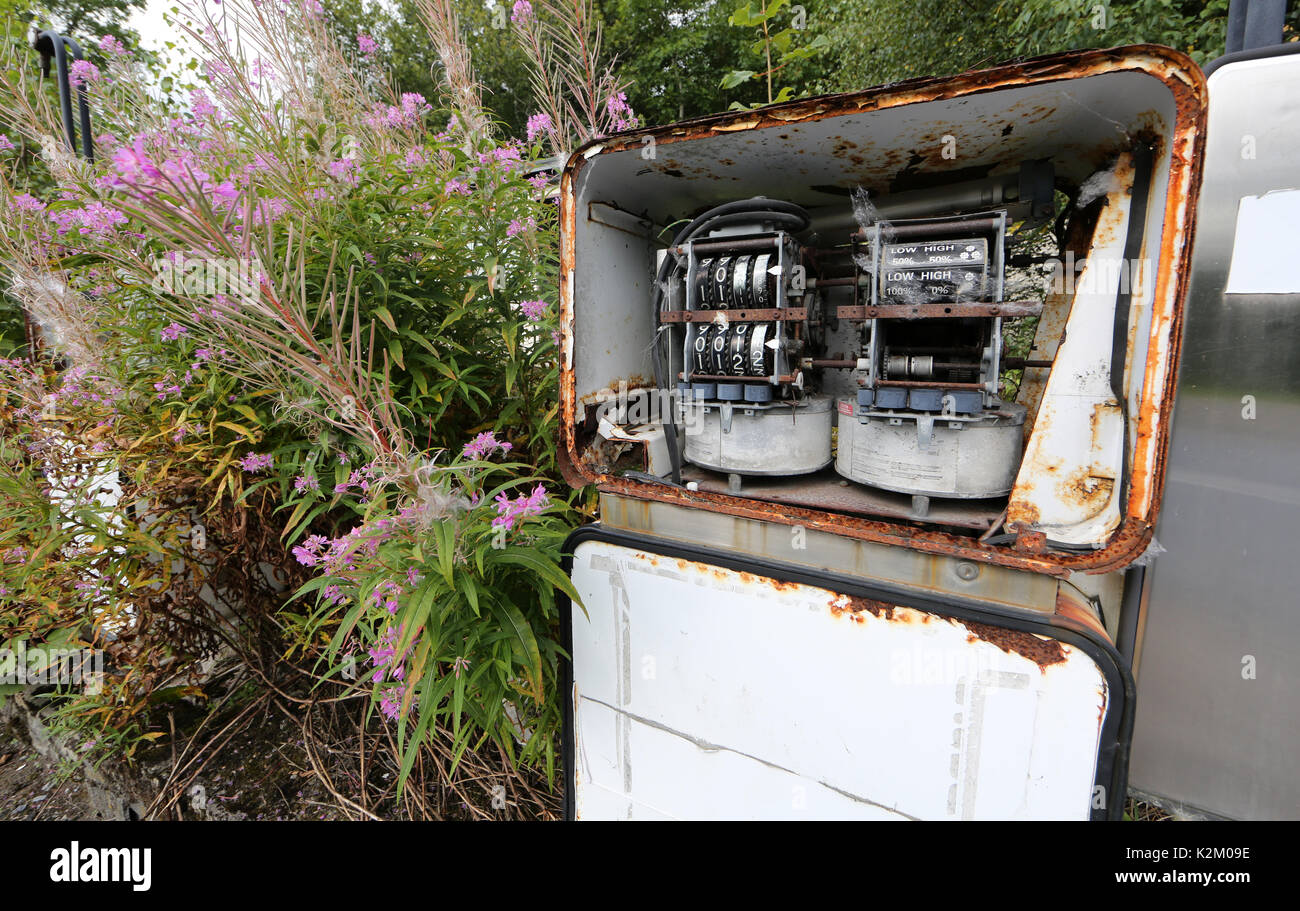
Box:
954 561 980 581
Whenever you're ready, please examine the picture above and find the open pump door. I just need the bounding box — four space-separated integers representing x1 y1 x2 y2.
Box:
557 47 1206 820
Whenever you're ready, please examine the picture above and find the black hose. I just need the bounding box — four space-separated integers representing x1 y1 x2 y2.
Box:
650 198 812 485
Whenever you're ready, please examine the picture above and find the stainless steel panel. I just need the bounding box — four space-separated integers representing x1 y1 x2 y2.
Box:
1129 53 1300 820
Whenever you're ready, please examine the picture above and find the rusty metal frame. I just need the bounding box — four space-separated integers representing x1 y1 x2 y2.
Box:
558 45 1207 579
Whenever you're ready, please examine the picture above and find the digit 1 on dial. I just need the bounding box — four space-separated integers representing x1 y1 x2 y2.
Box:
713 257 732 309
710 324 728 375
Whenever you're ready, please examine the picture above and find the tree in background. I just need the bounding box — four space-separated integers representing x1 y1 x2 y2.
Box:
720 0 829 108
811 0 1300 97
596 0 748 124
809 0 1018 95
1 0 146 51
321 0 534 136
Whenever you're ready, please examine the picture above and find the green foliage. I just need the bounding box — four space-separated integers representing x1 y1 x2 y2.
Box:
1 0 147 50
0 2 573 788
330 0 1295 133
596 0 749 125
721 0 828 108
320 0 536 138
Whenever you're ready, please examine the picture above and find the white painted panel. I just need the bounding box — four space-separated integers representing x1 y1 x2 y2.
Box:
570 539 1107 820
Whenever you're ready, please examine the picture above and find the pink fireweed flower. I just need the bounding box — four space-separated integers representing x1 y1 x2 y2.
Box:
605 92 639 131
244 151 280 175
190 89 217 119
402 148 427 172
477 144 522 168
13 193 45 212
69 60 101 87
52 201 128 237
239 452 274 473
379 686 404 721
252 196 290 222
511 0 533 24
492 483 549 531
363 93 431 131
160 322 187 341
506 217 535 237
293 473 320 494
333 462 377 495
0 135 13 152
526 111 553 142
451 656 471 678
445 179 470 196
371 582 402 615
208 180 239 207
462 431 512 461
111 136 162 187
99 35 128 57
291 533 330 567
357 31 378 56
368 623 407 683
327 156 359 185
520 299 548 321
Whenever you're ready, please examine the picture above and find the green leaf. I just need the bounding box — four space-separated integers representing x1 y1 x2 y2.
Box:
721 69 757 89
485 599 544 701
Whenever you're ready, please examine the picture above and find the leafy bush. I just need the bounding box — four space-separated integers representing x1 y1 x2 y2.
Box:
0 0 584 794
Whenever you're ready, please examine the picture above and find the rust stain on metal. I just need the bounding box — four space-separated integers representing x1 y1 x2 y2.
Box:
1014 530 1048 554
961 619 1068 671
1054 588 1110 640
558 44 1206 579
1061 466 1114 516
828 594 897 621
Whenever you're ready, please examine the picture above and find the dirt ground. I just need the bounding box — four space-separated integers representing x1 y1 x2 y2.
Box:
0 726 98 820
1 684 561 822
